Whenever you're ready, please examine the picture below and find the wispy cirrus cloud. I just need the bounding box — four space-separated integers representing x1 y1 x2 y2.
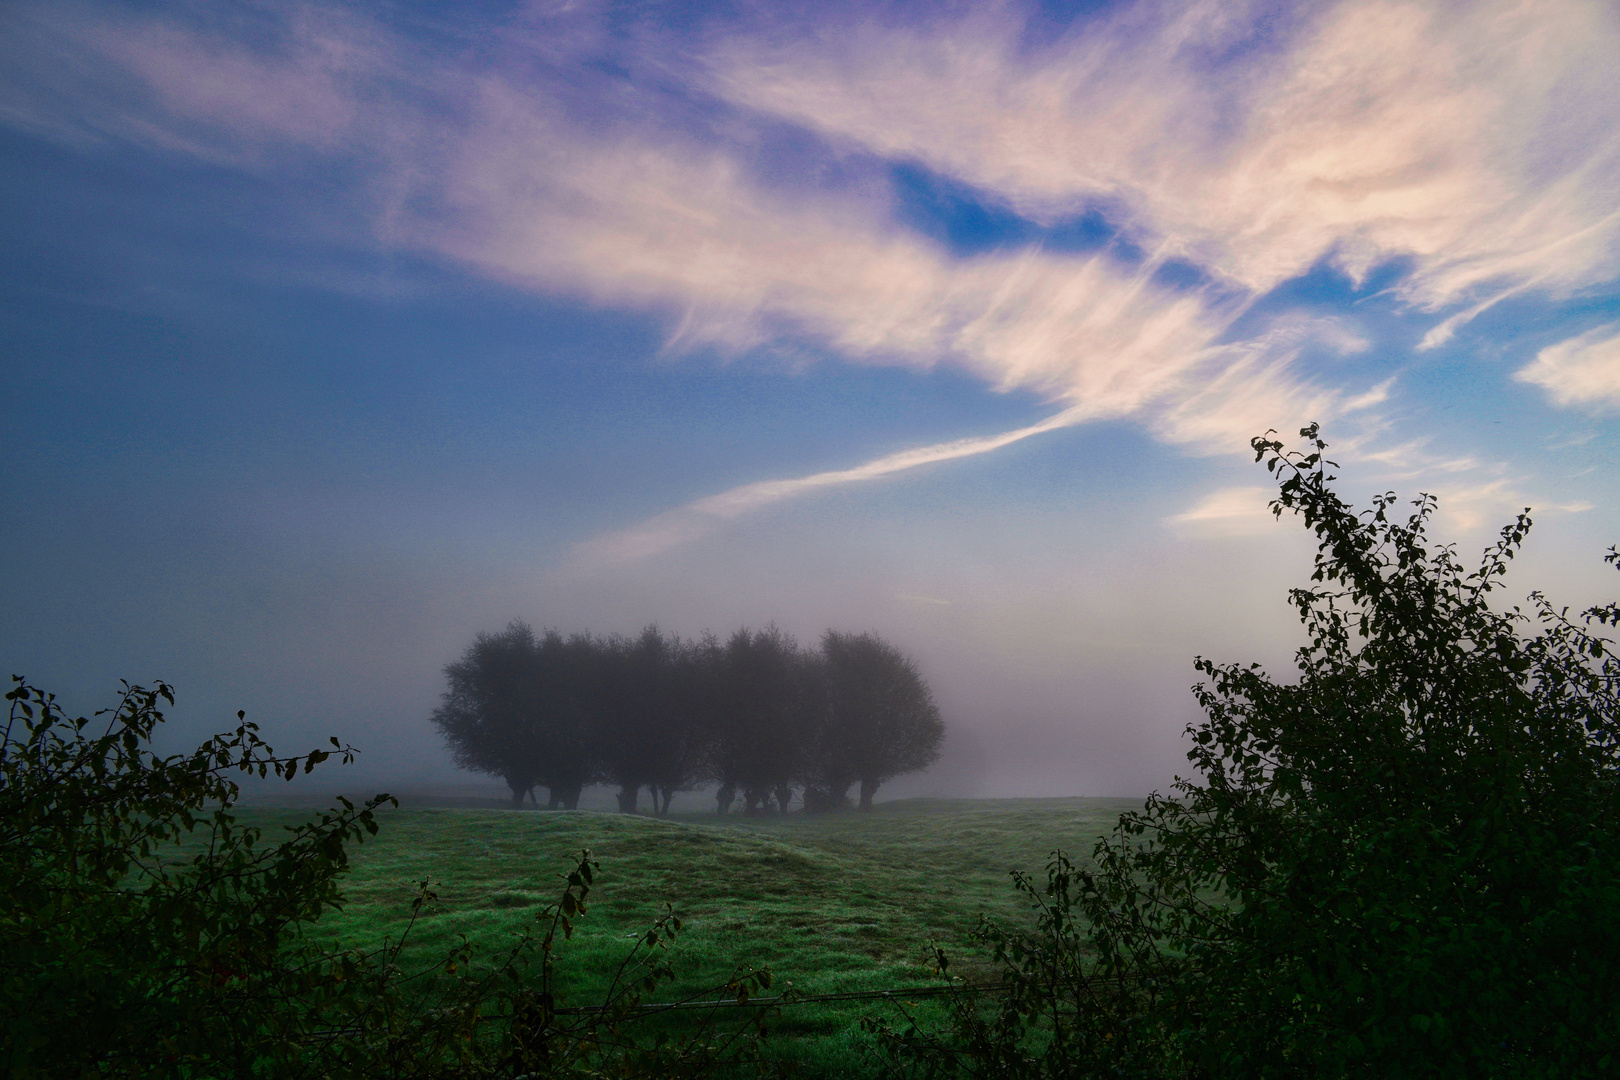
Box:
705 0 1620 325
5 1 1265 421
0 1 408 162
421 85 1240 413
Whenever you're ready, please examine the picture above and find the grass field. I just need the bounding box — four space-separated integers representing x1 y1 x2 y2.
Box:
237 797 1137 1076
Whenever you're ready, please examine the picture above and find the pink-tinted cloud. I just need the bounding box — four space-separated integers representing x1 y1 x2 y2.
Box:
706 0 1620 319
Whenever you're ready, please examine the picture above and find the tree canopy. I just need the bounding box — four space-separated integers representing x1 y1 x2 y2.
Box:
818 630 945 810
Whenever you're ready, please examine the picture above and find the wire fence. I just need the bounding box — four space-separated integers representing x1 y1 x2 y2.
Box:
551 983 985 1015
552 973 1147 1017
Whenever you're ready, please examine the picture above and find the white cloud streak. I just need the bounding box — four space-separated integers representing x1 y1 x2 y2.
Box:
1169 486 1280 537
572 406 1089 568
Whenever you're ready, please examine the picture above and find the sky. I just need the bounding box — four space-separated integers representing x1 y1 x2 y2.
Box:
2 0 1618 800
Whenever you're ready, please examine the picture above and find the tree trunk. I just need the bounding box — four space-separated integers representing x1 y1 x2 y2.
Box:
509 780 527 809
616 784 639 813
774 784 793 815
716 782 735 816
859 777 878 811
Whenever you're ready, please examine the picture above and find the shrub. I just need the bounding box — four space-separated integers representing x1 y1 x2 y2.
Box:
0 678 776 1078
876 426 1620 1079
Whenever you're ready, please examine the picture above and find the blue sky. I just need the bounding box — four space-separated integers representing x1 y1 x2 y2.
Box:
2 0 1618 797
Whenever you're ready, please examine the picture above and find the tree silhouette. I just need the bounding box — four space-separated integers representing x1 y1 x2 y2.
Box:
591 626 705 814
431 621 545 809
706 627 812 815
429 621 593 810
819 631 944 810
531 630 594 809
432 622 946 815
647 634 717 814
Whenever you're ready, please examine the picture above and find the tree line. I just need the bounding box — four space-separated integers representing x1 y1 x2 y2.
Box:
430 622 945 814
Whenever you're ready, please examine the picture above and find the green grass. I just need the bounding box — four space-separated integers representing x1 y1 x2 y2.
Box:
238 797 1137 1077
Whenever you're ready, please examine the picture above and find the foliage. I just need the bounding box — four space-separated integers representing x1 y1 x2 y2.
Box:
0 677 779 1078
873 426 1620 1079
866 851 1169 1080
2 676 440 1076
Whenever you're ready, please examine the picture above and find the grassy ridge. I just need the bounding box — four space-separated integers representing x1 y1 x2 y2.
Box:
242 797 1135 1076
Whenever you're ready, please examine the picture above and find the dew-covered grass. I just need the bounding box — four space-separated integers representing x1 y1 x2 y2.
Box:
235 797 1136 1077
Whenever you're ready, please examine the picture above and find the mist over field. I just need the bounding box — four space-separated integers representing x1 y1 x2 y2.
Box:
2 0 1617 801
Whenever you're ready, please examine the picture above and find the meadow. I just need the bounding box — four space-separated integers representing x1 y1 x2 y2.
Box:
239 797 1137 1076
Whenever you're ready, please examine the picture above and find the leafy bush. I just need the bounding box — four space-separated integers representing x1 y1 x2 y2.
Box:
0 678 775 1078
875 426 1620 1079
